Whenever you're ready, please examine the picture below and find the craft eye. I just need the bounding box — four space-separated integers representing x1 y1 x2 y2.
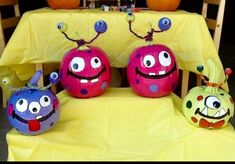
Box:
143 55 155 68
29 102 41 114
16 99 28 112
159 51 172 66
70 57 85 72
126 12 135 23
91 57 101 68
158 17 171 31
57 22 67 32
205 96 221 109
40 95 51 107
94 20 107 33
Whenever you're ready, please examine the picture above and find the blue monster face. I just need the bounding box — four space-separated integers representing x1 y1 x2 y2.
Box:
7 88 60 135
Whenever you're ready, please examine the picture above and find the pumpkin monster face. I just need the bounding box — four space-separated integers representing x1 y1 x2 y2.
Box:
127 44 179 97
183 86 234 129
57 20 111 98
60 46 111 98
7 88 60 135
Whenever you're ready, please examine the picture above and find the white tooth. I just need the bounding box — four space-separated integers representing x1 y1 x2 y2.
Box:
159 70 165 75
91 78 99 83
36 115 42 120
202 107 208 116
214 112 220 117
219 108 226 116
80 79 88 83
149 73 156 76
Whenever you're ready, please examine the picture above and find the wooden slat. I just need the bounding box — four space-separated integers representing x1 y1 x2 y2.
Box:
0 16 20 29
204 0 221 5
205 18 217 30
0 0 17 6
181 70 189 98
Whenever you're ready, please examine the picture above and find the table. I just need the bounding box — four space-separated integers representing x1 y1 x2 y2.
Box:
6 88 235 161
0 7 227 88
3 8 235 161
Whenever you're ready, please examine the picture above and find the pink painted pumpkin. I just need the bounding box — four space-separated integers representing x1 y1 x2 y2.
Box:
58 20 111 98
60 46 111 98
127 44 179 98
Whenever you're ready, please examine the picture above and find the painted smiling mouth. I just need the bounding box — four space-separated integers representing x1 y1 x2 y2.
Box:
12 108 56 124
67 66 106 83
195 107 230 120
135 64 177 79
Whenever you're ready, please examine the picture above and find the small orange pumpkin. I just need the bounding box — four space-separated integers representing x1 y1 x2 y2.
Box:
47 0 81 9
146 0 181 11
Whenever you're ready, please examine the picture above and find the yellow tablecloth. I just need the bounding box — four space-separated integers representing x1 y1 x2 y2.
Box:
0 8 226 88
6 88 235 161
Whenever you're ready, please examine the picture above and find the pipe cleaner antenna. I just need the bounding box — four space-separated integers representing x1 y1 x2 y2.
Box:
57 20 108 49
197 65 232 88
126 12 172 42
2 71 60 91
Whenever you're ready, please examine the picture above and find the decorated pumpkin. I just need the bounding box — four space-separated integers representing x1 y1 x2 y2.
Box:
146 0 181 11
182 62 234 129
126 13 179 97
47 0 80 9
4 71 60 135
57 20 111 98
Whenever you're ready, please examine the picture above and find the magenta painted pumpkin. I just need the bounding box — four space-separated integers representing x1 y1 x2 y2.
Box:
60 46 111 98
127 44 179 98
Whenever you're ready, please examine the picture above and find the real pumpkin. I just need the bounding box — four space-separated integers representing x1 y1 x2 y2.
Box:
146 0 181 11
47 0 81 9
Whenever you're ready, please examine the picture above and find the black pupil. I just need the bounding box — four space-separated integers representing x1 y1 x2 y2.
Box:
33 108 37 112
19 100 23 105
146 60 151 66
44 97 49 102
213 101 221 108
58 24 61 29
94 59 99 63
98 22 103 26
164 53 169 58
163 20 168 24
73 64 79 69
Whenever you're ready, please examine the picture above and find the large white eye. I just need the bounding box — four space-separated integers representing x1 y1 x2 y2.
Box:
70 57 85 72
159 51 172 66
143 55 155 68
205 96 221 109
29 102 41 114
16 99 28 112
91 57 101 68
40 95 51 107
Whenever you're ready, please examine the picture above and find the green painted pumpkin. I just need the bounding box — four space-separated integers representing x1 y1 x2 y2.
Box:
182 61 234 129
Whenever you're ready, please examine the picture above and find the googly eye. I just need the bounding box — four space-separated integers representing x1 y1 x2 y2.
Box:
126 12 135 23
205 96 221 109
70 57 85 72
29 102 41 114
57 22 68 32
49 72 59 84
143 55 155 68
90 57 101 69
2 77 10 85
158 17 171 31
159 51 172 66
16 99 28 112
94 20 107 33
40 95 51 107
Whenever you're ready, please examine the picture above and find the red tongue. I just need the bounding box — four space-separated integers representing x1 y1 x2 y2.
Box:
28 120 40 131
